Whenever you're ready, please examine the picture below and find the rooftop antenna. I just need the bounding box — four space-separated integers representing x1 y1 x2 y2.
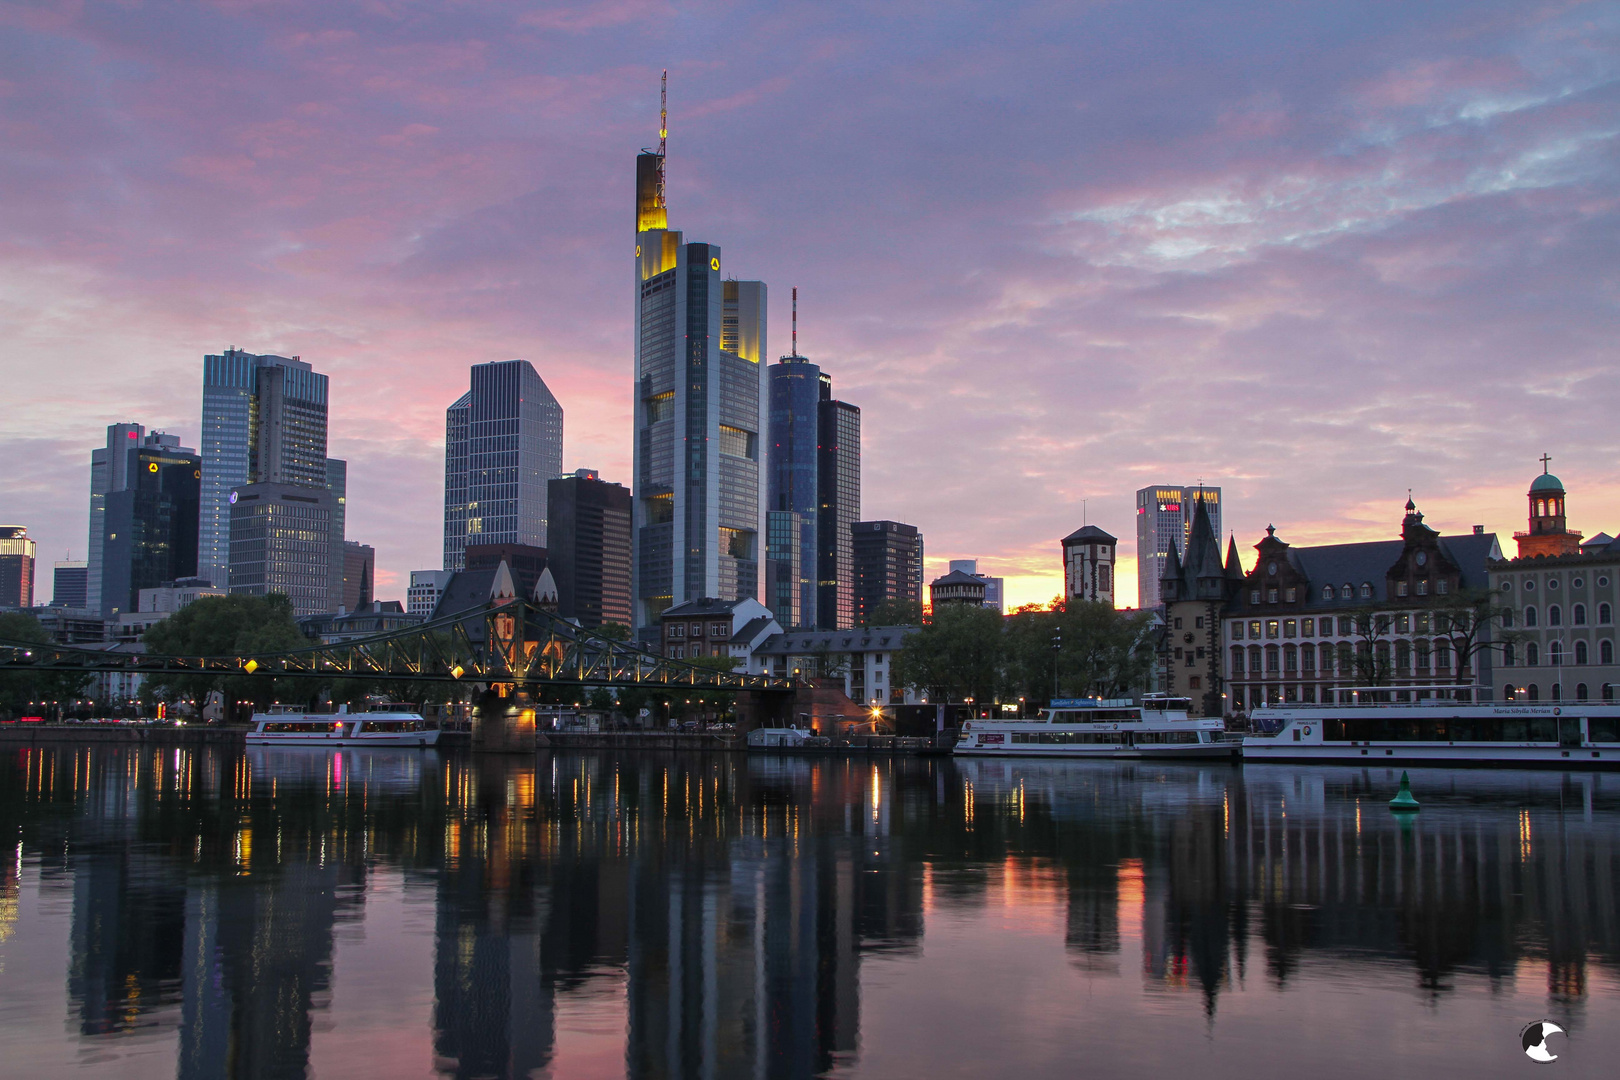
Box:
792 287 798 356
1082 499 1087 526
656 70 667 211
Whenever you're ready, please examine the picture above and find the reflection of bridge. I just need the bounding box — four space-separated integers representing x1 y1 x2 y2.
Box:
0 592 797 749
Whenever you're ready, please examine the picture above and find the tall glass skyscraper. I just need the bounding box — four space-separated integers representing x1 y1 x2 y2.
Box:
87 422 145 613
101 435 201 618
441 359 564 572
816 395 860 629
766 353 821 628
1135 485 1222 609
631 134 765 638
199 351 330 588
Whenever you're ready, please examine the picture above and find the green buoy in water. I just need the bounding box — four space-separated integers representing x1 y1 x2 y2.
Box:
1389 771 1420 811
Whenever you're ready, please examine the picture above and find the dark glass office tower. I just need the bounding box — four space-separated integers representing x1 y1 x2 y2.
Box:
0 526 34 608
548 469 632 629
87 423 143 613
766 353 822 628
442 360 564 572
199 351 330 589
816 395 860 630
100 435 201 618
52 562 88 608
851 520 923 625
631 130 765 639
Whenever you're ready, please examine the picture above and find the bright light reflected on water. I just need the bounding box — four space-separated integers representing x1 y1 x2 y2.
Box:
0 745 1617 1079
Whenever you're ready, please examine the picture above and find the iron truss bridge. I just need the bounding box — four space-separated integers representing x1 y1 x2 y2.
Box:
0 597 795 692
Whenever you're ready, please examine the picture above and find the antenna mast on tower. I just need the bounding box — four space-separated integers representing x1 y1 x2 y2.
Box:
656 69 668 210
792 287 798 356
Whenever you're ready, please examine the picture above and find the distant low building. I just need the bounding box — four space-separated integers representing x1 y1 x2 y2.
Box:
300 600 422 644
657 597 778 665
851 520 923 626
52 561 88 608
748 626 922 707
948 559 1003 612
407 570 453 617
929 569 986 609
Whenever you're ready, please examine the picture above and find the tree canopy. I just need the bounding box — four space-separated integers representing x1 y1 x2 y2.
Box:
892 598 1157 707
142 594 312 720
0 611 92 717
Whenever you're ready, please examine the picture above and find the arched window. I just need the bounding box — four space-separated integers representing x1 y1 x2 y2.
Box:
1577 683 1588 701
1395 640 1411 674
1249 645 1262 674
1601 603 1613 624
1549 641 1563 666
1501 608 1514 628
1576 640 1588 665
1549 605 1562 626
1360 582 1372 598
1606 684 1616 703
1322 585 1334 600
1265 645 1280 673
1528 684 1540 701
1502 642 1516 666
1436 639 1451 672
1319 643 1334 674
1503 684 1516 701
1338 641 1353 673
1526 642 1539 666
1602 640 1614 665
1230 646 1244 676
1415 639 1430 672
1574 604 1587 625
1284 644 1298 671
1525 606 1538 627
1552 683 1562 701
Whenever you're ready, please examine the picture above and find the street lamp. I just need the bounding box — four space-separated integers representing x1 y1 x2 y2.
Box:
1051 632 1063 700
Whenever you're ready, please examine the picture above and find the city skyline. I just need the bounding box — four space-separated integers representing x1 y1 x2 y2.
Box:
3 3 1618 608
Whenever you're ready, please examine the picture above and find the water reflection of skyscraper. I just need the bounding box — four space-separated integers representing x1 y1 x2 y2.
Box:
7 745 1620 1076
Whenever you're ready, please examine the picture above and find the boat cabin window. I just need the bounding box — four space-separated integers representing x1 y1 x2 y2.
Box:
1141 698 1192 712
260 721 340 733
1320 716 1560 742
360 720 422 732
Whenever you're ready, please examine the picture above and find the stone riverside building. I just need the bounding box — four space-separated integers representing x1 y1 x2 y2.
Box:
1490 465 1620 703
1220 501 1501 714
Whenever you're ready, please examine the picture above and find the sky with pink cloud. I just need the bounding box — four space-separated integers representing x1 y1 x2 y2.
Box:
3 0 1618 609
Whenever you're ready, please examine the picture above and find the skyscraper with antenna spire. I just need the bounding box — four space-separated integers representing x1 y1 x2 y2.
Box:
765 289 861 629
632 73 767 641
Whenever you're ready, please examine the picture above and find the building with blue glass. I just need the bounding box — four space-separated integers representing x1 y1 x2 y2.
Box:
199 351 331 589
766 352 822 628
442 359 564 572
631 138 766 639
100 434 201 618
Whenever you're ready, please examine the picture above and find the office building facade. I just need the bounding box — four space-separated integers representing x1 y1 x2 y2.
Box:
1136 485 1222 609
548 469 633 629
816 396 860 630
340 541 374 611
200 350 331 589
766 347 822 628
101 435 201 618
0 526 36 608
851 520 923 626
406 570 453 617
442 359 563 572
53 561 88 608
227 483 335 616
632 128 766 639
87 423 145 613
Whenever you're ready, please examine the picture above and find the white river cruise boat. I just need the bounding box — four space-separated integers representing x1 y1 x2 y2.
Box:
246 709 442 748
954 696 1234 759
1244 685 1620 767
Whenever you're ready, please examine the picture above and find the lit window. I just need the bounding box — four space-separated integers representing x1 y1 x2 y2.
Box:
1396 582 1408 597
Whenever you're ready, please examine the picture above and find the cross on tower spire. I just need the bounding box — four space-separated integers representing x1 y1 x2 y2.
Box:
1541 453 1552 474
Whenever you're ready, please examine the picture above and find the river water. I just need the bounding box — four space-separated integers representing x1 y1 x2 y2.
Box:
0 744 1615 1079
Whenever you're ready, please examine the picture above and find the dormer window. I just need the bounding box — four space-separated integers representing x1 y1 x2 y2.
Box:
1397 582 1408 597
1437 580 1449 595
1360 583 1372 599
1323 585 1335 600
1285 587 1296 602
1268 588 1279 603
1250 590 1260 603
1416 579 1428 596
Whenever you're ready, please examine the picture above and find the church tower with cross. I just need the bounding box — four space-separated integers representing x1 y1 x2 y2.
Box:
1515 455 1584 559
